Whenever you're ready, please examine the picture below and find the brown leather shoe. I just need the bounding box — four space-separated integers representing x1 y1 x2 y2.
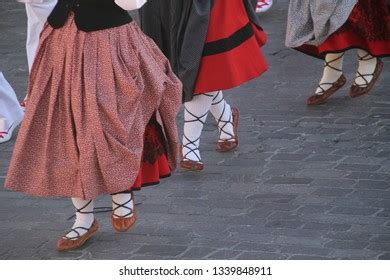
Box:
112 194 137 233
180 159 204 171
216 107 239 152
307 74 347 105
112 212 137 233
57 219 99 251
349 58 384 98
180 145 204 171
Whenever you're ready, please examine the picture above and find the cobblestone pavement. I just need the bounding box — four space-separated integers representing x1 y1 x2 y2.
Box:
0 1 389 260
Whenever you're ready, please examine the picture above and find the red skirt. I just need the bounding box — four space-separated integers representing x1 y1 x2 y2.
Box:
298 0 390 59
130 116 171 191
194 0 268 94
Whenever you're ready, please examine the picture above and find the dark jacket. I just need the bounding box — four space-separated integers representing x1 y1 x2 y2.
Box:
48 0 133 32
140 0 261 102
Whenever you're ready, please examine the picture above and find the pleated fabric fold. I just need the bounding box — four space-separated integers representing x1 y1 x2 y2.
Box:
5 15 182 199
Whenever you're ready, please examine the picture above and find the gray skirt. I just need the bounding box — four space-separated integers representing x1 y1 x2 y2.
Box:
285 0 357 48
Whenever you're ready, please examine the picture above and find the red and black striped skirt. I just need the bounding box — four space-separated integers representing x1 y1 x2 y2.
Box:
194 0 268 94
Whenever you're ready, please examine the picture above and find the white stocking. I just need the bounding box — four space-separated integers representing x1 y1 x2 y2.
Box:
315 53 344 95
65 198 94 239
182 94 214 162
354 49 378 87
112 192 134 219
209 91 234 141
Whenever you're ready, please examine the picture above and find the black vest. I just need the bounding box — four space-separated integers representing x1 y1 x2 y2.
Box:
47 0 133 32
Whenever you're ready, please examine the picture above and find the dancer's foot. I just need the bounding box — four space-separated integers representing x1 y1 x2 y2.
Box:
216 107 240 152
256 0 273 13
181 133 205 171
181 94 214 171
112 192 136 232
307 75 347 105
57 199 97 251
349 51 383 98
208 91 238 152
0 118 20 144
57 220 98 251
180 146 204 171
307 53 345 105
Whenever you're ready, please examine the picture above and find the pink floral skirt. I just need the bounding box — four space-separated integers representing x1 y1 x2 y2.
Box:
5 15 182 199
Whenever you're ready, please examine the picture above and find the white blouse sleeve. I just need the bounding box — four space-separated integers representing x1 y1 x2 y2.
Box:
114 0 147 11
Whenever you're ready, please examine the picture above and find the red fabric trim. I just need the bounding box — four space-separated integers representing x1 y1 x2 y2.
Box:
297 0 390 59
205 0 257 41
128 116 171 191
299 32 390 59
194 0 268 93
194 31 268 93
131 153 171 190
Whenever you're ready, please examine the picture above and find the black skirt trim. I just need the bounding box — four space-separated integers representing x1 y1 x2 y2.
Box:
202 22 254 57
